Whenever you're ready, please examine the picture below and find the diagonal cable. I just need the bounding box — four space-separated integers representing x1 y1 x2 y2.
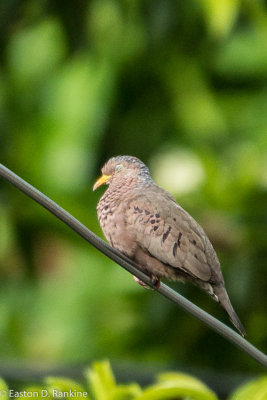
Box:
0 163 266 368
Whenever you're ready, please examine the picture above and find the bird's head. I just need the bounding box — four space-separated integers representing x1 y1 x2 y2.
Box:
93 155 151 191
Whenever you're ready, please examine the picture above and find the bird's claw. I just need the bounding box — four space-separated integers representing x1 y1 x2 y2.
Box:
151 275 161 289
133 275 161 290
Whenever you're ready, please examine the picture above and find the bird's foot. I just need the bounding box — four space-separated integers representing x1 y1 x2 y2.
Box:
151 274 161 289
133 276 149 289
133 275 161 290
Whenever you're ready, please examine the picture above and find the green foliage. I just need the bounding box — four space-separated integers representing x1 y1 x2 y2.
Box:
1 361 267 399
86 360 142 399
0 360 218 399
0 378 9 400
229 376 267 400
199 0 241 38
0 0 266 376
134 372 218 400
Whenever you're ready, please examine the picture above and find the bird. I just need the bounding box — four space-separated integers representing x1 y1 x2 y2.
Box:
93 155 246 336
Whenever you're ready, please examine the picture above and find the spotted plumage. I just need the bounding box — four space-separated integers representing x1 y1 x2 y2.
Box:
94 155 245 336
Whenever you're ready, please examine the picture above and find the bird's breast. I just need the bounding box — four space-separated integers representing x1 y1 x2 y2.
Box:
97 191 137 257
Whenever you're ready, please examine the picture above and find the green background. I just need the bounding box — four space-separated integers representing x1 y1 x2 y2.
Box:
0 0 266 376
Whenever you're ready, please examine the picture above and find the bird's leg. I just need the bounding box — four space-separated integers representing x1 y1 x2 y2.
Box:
133 275 161 290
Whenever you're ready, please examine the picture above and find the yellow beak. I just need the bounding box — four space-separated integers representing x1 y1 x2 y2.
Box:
93 174 111 191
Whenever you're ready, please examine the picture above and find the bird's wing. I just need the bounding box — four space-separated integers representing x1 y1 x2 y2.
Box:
125 188 220 283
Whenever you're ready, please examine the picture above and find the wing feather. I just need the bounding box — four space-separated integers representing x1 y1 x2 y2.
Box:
125 188 219 282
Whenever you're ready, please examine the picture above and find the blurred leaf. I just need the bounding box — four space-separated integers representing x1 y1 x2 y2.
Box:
38 56 114 192
228 376 267 400
0 378 8 400
214 30 267 79
134 370 218 400
166 59 226 138
111 384 143 400
89 0 145 63
0 210 13 258
158 371 212 388
7 19 66 86
86 360 116 400
42 56 113 134
199 0 240 38
150 148 205 195
0 71 5 114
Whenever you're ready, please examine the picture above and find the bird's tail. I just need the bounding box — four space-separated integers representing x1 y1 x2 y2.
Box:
213 285 246 337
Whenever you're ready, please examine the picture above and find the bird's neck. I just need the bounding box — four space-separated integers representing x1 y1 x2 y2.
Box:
99 176 152 205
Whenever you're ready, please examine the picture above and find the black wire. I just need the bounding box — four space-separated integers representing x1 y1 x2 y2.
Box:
0 163 266 368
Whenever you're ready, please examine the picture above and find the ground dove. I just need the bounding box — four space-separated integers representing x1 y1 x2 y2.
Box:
93 155 245 336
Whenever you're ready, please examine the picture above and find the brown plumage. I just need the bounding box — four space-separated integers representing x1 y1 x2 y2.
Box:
93 155 246 336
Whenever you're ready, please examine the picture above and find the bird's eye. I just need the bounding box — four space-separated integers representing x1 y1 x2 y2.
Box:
114 164 122 172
